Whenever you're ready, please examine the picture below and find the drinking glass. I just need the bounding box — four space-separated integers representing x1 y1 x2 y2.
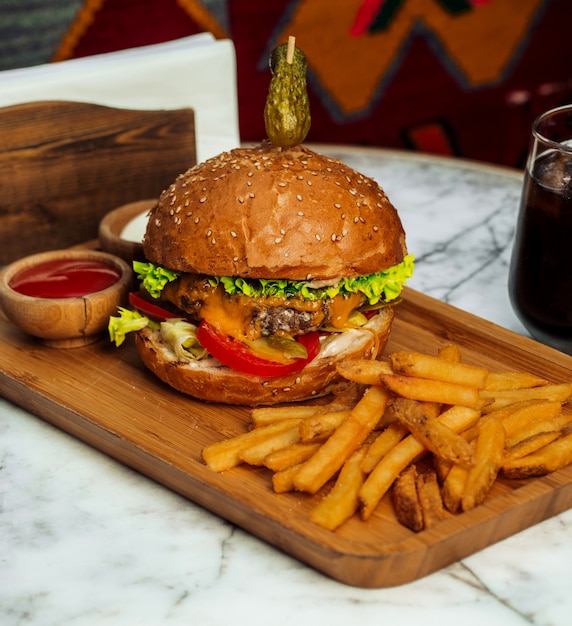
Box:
508 105 572 355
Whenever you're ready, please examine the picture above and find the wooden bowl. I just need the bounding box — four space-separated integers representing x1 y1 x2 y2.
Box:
98 199 156 262
0 249 132 348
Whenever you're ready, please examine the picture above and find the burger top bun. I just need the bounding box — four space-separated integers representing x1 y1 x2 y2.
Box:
143 142 407 280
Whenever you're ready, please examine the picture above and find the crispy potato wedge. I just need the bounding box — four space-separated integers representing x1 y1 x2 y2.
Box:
441 462 470 514
391 351 488 389
462 417 505 511
417 469 452 528
391 398 475 466
310 446 369 531
392 465 423 532
359 405 479 520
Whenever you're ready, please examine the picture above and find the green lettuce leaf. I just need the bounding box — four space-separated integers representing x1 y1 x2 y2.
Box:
135 254 414 305
133 261 180 298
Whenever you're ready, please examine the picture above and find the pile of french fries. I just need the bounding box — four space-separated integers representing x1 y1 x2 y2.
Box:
201 343 572 532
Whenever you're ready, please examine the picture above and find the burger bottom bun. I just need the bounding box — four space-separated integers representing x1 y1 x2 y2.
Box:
133 307 394 406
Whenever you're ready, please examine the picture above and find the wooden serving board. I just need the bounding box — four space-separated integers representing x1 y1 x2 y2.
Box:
1 286 572 588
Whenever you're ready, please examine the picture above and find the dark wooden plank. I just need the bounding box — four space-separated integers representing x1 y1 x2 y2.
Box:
0 101 195 264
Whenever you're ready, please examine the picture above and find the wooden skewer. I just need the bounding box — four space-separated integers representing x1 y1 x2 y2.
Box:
287 36 296 64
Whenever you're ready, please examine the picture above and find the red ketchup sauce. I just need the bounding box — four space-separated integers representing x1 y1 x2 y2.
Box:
9 259 121 298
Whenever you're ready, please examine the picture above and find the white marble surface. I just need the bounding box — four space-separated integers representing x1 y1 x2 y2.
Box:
2 146 572 626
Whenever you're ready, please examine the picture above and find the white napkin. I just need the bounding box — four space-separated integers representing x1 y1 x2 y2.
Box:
0 33 240 163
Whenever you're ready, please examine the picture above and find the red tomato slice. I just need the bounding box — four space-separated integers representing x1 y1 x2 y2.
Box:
196 321 321 377
128 291 180 321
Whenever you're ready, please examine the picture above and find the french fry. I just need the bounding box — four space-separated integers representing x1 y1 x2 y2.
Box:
390 351 488 389
501 400 562 438
484 371 548 391
310 446 368 530
391 398 475 466
480 383 572 412
202 419 302 472
503 432 562 463
380 373 482 408
462 417 505 511
250 395 355 428
441 462 469 514
501 432 572 478
360 422 409 474
298 410 351 442
264 441 321 472
438 343 461 363
293 386 390 495
272 463 304 493
392 465 423 532
416 469 452 528
240 423 302 466
335 358 393 386
433 455 453 483
505 411 572 448
359 405 480 520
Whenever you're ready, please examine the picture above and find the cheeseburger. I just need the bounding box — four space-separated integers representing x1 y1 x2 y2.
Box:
109 40 413 405
109 141 413 404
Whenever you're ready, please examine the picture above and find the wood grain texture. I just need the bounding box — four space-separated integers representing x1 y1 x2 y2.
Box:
0 101 195 264
1 286 571 588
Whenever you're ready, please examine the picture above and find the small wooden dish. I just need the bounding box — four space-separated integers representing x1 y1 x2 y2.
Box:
0 249 132 348
98 199 156 262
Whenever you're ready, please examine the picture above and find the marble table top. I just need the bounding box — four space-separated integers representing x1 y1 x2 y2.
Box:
2 145 571 626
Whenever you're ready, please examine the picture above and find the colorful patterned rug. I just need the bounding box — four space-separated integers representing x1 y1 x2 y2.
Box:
2 0 571 167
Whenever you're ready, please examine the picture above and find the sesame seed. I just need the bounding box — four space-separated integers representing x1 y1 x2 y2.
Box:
231 231 237 238
296 194 303 201
297 211 304 216
207 230 212 237
194 217 200 224
315 234 321 241
331 233 336 241
275 237 282 244
373 225 379 232
238 196 244 203
211 238 216 244
199 197 207 203
334 203 341 209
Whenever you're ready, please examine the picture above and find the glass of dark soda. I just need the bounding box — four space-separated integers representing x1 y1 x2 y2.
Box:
509 105 572 355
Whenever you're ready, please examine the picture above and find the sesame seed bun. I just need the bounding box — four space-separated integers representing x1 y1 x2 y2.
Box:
134 306 394 406
143 142 407 280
